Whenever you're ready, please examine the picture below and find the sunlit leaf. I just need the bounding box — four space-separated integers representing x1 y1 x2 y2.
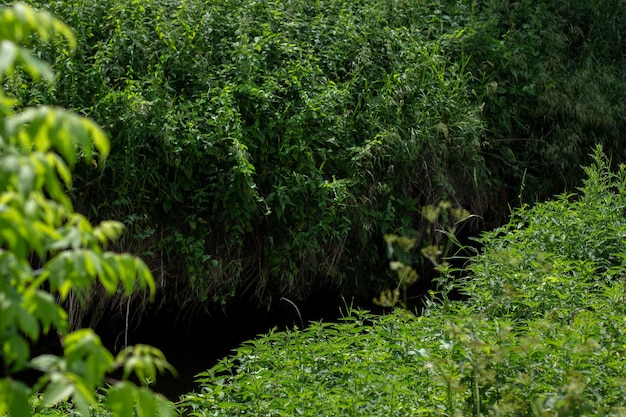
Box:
40 377 74 408
106 381 135 417
16 305 39 340
136 387 156 417
156 394 176 417
16 45 54 82
0 40 18 75
0 379 30 417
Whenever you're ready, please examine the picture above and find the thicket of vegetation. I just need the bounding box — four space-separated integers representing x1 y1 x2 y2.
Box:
180 147 626 416
11 0 624 320
4 1 626 415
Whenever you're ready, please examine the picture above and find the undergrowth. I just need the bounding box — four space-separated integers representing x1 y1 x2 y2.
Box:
180 146 626 416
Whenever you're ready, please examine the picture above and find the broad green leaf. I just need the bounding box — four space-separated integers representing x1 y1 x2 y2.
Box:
17 164 34 194
156 394 176 417
29 354 61 373
135 257 156 298
39 377 74 408
29 290 68 334
16 305 39 340
16 44 54 82
0 40 17 76
70 381 94 417
0 379 30 417
5 332 30 371
106 381 135 417
116 344 176 383
0 3 76 50
45 252 70 297
48 152 71 186
136 387 156 417
94 220 125 244
82 250 101 279
98 254 119 294
117 253 138 295
85 119 110 159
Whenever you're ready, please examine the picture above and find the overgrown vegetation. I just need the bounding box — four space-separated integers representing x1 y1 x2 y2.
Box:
0 4 173 415
12 0 626 322
181 147 626 416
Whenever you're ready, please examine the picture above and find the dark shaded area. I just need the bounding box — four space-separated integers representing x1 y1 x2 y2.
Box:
97 291 366 400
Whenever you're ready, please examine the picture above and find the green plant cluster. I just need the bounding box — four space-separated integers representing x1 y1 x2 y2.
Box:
180 147 626 415
461 0 626 199
13 0 626 317
17 0 491 313
0 3 173 416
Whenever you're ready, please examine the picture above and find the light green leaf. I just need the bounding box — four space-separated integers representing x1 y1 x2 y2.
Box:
16 45 54 82
106 381 136 417
117 254 138 296
72 385 93 417
30 290 68 334
135 257 155 298
0 379 30 417
136 387 156 417
98 254 119 294
40 377 74 408
16 305 39 340
94 220 125 244
48 152 71 186
0 40 18 75
29 354 61 373
6 332 30 372
156 394 176 417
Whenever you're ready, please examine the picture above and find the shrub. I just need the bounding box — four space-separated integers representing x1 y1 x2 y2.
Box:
18 0 491 316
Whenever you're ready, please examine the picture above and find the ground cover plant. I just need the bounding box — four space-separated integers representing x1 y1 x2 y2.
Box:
0 3 174 416
180 147 626 416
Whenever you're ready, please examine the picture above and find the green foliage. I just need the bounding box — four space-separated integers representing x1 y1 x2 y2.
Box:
12 0 626 318
180 148 626 415
461 0 626 200
0 3 173 416
18 0 491 313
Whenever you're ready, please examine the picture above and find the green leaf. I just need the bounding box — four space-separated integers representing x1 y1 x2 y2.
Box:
135 257 155 298
6 332 30 372
0 40 18 75
30 290 68 334
16 45 54 82
40 377 74 408
106 382 136 417
29 354 61 373
156 394 175 417
0 379 30 417
117 254 138 296
16 305 39 340
136 387 156 417
48 152 72 186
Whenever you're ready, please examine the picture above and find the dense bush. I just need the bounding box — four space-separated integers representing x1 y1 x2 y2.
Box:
14 0 626 319
462 0 626 199
18 0 491 316
180 147 626 416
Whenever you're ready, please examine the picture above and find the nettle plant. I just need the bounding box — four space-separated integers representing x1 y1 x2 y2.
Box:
0 3 173 416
